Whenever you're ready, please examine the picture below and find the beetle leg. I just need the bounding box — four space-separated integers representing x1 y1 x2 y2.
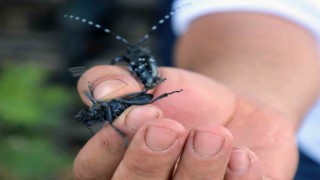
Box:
109 124 128 147
111 56 128 65
128 65 135 76
120 89 182 105
84 82 97 104
119 98 151 105
105 106 113 124
149 89 183 103
121 90 149 98
105 106 129 147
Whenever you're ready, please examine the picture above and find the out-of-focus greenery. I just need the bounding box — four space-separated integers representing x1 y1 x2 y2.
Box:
0 62 72 126
0 62 76 180
0 137 72 180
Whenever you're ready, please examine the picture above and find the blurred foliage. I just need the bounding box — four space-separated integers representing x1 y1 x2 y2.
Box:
0 137 72 180
0 62 76 180
0 62 73 126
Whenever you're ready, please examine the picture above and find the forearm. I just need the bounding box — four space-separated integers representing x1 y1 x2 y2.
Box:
175 13 320 128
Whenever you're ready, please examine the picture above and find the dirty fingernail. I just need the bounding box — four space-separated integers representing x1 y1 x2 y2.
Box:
193 131 225 157
145 126 178 151
93 79 127 99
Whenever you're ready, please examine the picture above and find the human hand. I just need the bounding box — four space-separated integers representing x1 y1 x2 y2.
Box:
73 65 297 179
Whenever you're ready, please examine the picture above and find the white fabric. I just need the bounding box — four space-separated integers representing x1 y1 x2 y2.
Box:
172 0 320 164
173 0 320 42
298 98 320 164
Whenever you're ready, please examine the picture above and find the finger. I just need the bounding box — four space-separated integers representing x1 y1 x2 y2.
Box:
77 65 236 130
173 124 233 179
78 65 143 105
225 147 264 180
112 118 187 180
73 105 163 180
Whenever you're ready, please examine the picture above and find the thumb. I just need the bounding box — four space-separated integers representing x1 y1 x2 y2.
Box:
77 65 143 105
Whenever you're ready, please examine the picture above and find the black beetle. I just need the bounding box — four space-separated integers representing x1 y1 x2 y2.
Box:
63 8 180 90
75 82 182 144
110 45 165 91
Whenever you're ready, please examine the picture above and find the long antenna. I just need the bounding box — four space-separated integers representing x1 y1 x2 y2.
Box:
136 3 191 46
61 14 130 46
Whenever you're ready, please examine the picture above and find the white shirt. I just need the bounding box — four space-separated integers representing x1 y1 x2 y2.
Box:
172 0 320 164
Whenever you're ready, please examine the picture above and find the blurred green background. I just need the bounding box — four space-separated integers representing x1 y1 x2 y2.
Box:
0 0 173 179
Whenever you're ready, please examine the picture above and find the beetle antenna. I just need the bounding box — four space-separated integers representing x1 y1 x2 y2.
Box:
109 123 129 147
60 14 130 46
136 3 191 46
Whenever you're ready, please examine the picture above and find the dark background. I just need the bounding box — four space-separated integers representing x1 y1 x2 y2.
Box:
0 0 175 179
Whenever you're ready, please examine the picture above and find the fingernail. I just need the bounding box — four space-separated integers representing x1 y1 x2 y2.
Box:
228 149 251 173
125 106 162 130
93 79 127 99
193 130 225 156
145 126 178 151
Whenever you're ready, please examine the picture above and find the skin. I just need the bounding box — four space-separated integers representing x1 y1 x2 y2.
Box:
73 13 320 179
